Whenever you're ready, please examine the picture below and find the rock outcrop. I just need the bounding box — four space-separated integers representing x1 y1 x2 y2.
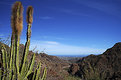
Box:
69 42 121 80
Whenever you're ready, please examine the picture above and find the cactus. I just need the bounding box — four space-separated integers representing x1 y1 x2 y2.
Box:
41 67 47 80
0 1 47 80
20 6 33 78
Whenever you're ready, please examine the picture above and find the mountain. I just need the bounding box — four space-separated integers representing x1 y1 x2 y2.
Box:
1 42 121 80
69 42 121 80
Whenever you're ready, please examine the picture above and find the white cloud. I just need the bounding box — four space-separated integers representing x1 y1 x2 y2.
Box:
60 9 89 17
40 16 54 20
44 41 59 45
29 40 106 55
0 34 4 37
72 0 121 17
38 36 65 40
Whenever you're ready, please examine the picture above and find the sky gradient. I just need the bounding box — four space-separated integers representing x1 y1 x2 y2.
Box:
0 0 121 55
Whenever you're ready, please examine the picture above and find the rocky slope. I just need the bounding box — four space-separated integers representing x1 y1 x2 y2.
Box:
69 42 121 80
34 53 70 80
1 42 121 80
0 43 70 80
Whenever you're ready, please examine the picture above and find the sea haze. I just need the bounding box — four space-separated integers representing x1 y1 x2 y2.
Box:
53 55 88 57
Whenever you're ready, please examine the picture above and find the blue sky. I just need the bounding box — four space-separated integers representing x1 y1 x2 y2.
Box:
0 0 121 55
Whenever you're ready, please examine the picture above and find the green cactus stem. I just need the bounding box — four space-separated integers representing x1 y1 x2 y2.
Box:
20 6 33 78
12 35 16 78
11 1 23 79
20 33 31 78
41 67 47 80
25 53 35 79
0 69 2 80
9 34 14 80
15 34 20 75
35 62 41 80
1 45 7 80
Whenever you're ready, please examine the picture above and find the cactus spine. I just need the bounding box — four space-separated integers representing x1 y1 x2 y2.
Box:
0 1 47 80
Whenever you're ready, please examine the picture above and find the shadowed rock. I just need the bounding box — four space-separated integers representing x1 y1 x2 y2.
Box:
69 42 121 80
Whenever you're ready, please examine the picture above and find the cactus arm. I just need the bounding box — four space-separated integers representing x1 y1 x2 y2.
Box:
24 77 28 80
14 4 21 79
1 45 6 70
14 34 19 79
35 62 41 80
25 60 30 76
13 36 16 78
20 40 30 77
20 24 31 78
4 45 9 79
18 73 22 80
4 46 8 70
1 45 7 80
9 34 14 80
32 62 41 80
32 69 37 80
0 68 2 80
12 75 15 80
41 67 47 80
1 45 11 80
16 35 20 74
24 53 35 79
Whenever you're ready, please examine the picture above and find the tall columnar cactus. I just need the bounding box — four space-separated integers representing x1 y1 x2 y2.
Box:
0 1 47 80
20 6 33 78
11 2 23 79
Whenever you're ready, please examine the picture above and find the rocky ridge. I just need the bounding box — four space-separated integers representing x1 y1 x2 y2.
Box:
69 42 121 80
1 42 121 80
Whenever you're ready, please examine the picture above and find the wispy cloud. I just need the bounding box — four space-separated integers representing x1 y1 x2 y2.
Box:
0 34 4 37
55 37 65 40
48 7 89 17
28 40 106 55
72 0 121 17
40 16 54 20
39 36 65 40
60 8 89 17
43 41 59 45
